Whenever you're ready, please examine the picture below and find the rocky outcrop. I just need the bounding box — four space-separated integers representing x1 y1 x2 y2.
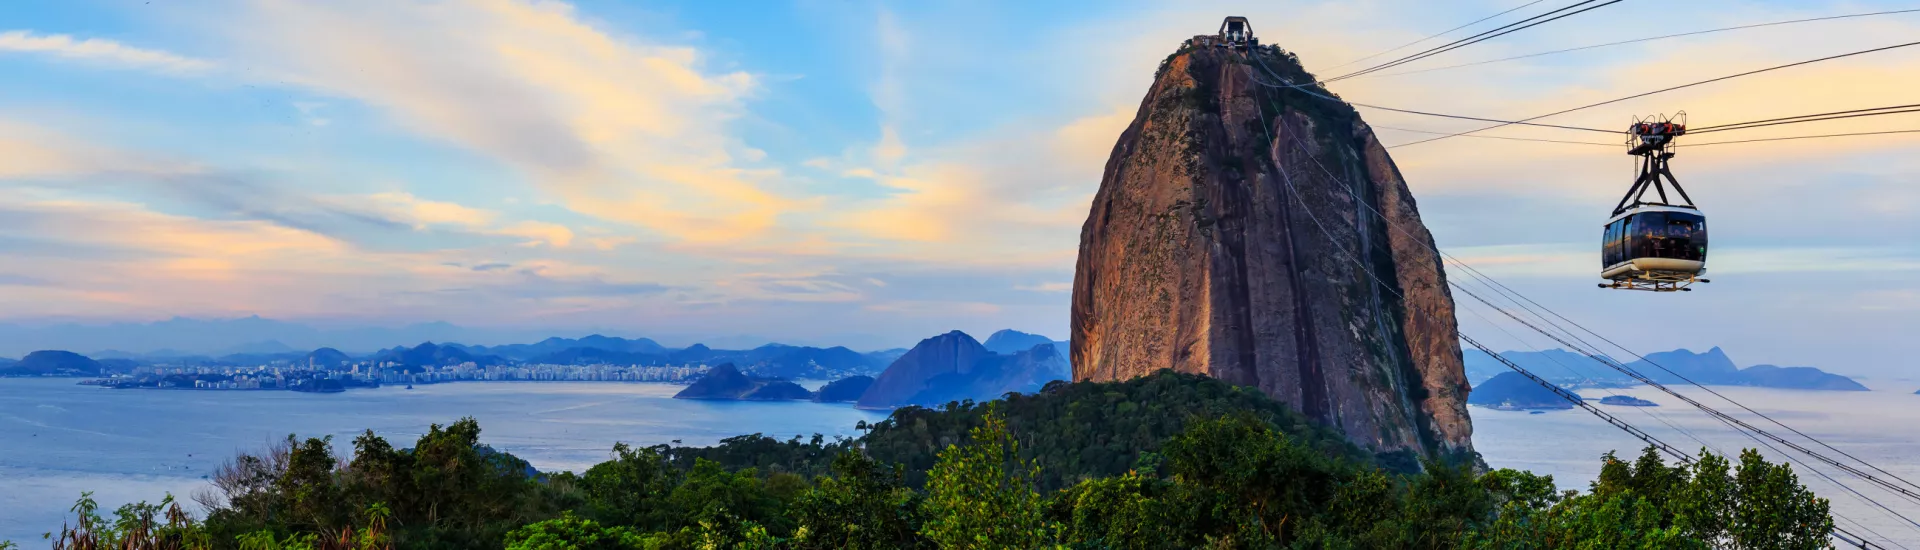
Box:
983 330 1056 355
857 331 1068 409
1736 365 1867 391
813 375 876 403
673 363 811 401
1070 40 1473 460
1470 372 1577 411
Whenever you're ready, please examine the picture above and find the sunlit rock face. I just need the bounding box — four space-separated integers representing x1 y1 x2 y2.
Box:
1071 40 1473 461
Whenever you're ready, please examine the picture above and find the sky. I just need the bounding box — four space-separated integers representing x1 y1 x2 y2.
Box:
0 0 1916 375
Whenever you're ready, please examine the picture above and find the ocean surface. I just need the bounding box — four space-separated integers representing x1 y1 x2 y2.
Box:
3 378 1917 546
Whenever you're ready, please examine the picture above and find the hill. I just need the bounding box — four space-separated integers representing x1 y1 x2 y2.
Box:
306 347 353 370
1463 348 1631 386
1468 372 1578 411
1737 365 1868 391
672 364 811 401
982 329 1055 354
1069 36 1472 461
812 375 874 403
855 331 1068 409
1471 347 1868 391
464 335 667 360
371 342 505 373
670 369 1382 489
1 350 105 376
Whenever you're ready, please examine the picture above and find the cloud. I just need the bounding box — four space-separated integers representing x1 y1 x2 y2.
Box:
0 273 50 287
710 271 867 303
497 221 575 248
1016 282 1071 293
291 102 330 126
228 0 793 245
366 192 496 228
470 262 512 272
862 300 1001 316
0 120 177 178
0 30 213 73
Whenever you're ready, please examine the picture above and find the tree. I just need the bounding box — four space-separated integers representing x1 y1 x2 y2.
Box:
791 451 927 549
919 405 1057 549
1730 450 1830 549
1161 414 1346 545
502 513 650 550
1048 471 1183 549
580 443 679 530
278 436 345 531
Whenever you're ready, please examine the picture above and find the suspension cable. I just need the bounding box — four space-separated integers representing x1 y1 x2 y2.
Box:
1245 75 1699 463
1353 104 1616 133
1388 39 1920 148
1359 8 1920 79
1692 105 1920 134
1689 128 1920 146
1326 0 1551 70
1244 39 1920 546
1373 125 1616 146
1327 0 1629 82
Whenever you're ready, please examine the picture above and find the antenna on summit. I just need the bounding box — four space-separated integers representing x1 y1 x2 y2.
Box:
1218 16 1257 50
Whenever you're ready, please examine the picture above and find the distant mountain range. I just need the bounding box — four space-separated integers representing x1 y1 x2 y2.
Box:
0 327 1076 384
1465 346 1867 392
667 329 1071 409
0 316 825 358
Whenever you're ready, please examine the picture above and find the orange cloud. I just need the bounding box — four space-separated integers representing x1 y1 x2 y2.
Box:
231 0 790 245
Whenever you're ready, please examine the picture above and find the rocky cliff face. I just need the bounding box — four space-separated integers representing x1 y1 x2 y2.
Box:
1070 40 1473 460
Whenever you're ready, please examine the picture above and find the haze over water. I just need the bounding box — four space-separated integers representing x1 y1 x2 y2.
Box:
2 379 1915 546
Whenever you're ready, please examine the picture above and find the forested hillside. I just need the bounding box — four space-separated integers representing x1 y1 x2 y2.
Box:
26 371 1832 549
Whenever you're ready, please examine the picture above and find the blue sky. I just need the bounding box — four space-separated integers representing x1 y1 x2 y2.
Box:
1 0 1916 374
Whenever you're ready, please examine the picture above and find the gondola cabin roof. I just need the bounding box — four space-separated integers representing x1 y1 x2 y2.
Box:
1605 204 1701 226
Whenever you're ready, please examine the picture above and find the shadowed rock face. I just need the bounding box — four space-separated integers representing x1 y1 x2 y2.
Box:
1070 40 1473 460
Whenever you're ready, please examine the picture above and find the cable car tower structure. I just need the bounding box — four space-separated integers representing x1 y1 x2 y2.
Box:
1600 114 1711 292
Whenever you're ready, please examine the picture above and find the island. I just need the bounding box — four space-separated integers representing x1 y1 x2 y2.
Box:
672 364 811 401
1599 395 1657 407
812 375 875 403
1468 372 1578 411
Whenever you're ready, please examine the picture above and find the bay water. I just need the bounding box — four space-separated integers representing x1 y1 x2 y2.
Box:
3 378 1915 546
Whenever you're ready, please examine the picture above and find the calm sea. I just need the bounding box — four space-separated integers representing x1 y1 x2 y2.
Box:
0 379 883 544
2 378 1915 546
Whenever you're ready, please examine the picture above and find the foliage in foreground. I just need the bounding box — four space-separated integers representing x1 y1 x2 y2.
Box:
17 371 1835 549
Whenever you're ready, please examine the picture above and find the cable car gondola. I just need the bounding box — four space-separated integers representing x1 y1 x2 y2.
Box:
1600 114 1710 292
1217 16 1257 50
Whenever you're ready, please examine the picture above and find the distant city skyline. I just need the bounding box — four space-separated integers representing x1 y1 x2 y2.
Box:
0 315 1052 356
3 1 1916 375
